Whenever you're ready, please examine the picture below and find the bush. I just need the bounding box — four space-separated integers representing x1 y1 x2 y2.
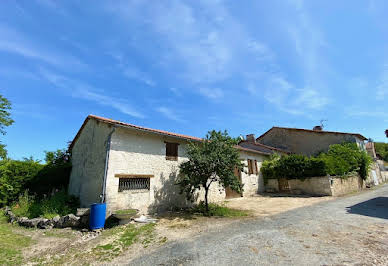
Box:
318 143 360 176
0 149 72 207
11 190 79 219
261 154 326 181
262 142 372 181
374 142 388 161
0 160 43 207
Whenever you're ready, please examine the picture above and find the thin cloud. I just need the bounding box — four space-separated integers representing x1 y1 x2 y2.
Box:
0 24 87 70
123 67 156 87
39 69 145 119
156 106 185 122
199 87 224 100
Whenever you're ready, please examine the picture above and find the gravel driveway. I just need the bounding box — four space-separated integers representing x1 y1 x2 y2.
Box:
130 184 388 266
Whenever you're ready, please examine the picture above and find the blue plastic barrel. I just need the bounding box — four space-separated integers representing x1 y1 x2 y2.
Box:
89 203 106 230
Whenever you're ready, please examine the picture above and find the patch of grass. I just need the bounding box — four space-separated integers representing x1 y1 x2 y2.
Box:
0 211 32 265
92 223 159 261
114 209 138 216
191 202 250 217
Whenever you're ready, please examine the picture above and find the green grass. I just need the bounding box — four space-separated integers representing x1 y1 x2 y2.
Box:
114 209 138 216
191 202 250 217
92 223 159 261
0 211 32 265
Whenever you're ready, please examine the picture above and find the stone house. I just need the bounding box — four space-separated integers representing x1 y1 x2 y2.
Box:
68 115 283 214
256 127 367 156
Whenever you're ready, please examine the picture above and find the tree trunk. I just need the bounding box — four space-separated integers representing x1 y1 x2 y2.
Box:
204 186 209 214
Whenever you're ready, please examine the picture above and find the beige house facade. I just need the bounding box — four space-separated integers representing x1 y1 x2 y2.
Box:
68 115 279 214
257 127 367 156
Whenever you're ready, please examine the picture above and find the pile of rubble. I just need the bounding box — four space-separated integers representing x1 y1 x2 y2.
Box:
4 207 90 229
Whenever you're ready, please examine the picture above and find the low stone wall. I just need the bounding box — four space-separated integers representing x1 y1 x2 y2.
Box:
265 175 364 196
330 175 363 196
3 207 89 229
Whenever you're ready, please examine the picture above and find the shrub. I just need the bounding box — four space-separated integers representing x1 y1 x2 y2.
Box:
261 143 372 181
318 143 360 176
0 160 43 207
0 149 72 207
11 190 79 219
374 142 388 161
261 154 326 181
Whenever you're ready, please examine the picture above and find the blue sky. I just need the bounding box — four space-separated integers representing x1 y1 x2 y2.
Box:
1 0 387 160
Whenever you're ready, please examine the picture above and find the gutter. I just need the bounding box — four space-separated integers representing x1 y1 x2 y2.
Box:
101 126 116 203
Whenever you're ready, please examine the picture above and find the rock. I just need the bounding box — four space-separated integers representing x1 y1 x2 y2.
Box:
80 215 89 228
52 215 60 223
20 218 44 228
38 219 54 229
5 210 17 223
76 208 90 216
57 214 80 228
17 217 29 226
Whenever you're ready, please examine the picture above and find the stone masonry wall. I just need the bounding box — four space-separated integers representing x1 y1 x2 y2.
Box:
265 175 364 196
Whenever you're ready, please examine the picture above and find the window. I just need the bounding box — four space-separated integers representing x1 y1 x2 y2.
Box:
248 159 253 174
165 142 179 161
247 159 258 175
118 178 150 191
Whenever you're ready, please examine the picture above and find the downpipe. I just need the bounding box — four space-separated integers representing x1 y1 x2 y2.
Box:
101 126 116 203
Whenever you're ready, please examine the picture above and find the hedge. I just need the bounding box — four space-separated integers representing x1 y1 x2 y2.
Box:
262 143 372 181
0 158 72 207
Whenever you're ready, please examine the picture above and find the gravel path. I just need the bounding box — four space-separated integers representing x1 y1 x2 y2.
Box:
130 184 388 266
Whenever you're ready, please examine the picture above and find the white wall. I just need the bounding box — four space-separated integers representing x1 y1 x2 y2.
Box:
104 127 268 214
68 119 113 207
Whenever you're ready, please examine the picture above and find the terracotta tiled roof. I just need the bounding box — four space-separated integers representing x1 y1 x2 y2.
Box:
257 126 367 141
69 115 276 156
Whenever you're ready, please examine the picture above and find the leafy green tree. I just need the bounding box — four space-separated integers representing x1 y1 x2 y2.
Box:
177 130 243 213
0 95 14 159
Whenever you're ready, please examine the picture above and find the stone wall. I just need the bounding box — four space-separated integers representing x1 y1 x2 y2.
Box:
265 175 364 196
330 175 363 196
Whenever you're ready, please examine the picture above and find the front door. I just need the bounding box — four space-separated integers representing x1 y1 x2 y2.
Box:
225 168 242 199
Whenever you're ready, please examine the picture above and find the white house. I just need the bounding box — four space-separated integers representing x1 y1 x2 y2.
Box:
68 115 283 214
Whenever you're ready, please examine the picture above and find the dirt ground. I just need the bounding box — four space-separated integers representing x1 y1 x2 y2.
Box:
154 194 332 243
7 194 333 265
225 194 332 217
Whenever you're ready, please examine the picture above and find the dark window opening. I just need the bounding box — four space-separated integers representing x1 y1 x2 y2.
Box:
166 142 179 161
118 178 150 191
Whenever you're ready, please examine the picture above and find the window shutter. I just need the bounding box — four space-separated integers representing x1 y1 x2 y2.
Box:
248 159 252 174
254 160 258 174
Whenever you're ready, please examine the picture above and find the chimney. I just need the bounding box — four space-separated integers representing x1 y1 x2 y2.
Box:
313 126 323 131
246 134 256 143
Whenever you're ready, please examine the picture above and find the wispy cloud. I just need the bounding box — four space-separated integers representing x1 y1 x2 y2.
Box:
156 106 185 122
123 67 156 87
0 24 86 70
39 68 145 118
104 1 273 85
263 75 329 116
199 87 224 100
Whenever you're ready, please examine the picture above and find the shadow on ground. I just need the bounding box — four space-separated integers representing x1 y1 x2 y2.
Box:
346 197 388 220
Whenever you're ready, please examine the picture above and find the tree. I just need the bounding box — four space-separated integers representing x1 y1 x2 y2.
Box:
0 95 14 159
177 130 243 213
385 129 388 138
